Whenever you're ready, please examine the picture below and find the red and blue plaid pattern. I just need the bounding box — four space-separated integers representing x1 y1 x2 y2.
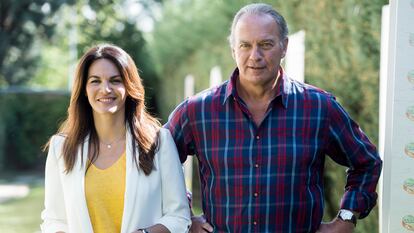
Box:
165 68 382 233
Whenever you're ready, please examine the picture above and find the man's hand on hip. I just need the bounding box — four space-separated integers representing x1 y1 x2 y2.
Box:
190 215 213 233
316 218 355 233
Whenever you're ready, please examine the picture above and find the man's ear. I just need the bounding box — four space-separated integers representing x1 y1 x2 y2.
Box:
231 47 236 60
282 37 289 58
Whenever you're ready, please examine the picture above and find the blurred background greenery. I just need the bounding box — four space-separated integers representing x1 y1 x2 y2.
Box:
0 0 387 232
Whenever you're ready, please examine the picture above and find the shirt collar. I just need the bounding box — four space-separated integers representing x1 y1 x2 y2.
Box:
223 67 289 109
223 68 239 105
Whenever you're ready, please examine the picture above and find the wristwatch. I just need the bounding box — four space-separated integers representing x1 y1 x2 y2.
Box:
337 209 357 226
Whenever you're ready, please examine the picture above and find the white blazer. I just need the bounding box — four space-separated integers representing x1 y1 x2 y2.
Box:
41 128 191 233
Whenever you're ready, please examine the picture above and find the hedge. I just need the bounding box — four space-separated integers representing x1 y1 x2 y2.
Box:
0 89 69 170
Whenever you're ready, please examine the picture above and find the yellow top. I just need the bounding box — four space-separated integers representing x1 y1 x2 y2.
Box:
85 151 126 233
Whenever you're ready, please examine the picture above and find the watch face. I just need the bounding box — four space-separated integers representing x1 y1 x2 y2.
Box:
339 210 355 220
339 210 357 226
341 211 353 220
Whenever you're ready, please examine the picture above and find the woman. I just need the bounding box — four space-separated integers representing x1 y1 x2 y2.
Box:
41 44 191 233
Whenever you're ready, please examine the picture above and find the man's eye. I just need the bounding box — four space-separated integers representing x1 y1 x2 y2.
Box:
240 44 250 49
261 43 273 49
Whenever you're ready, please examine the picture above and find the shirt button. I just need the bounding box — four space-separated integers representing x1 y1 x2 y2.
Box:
256 135 260 140
253 221 257 225
254 163 259 168
254 192 258 197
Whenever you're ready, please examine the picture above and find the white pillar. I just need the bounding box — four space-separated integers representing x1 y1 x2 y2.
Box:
184 75 194 99
284 30 305 83
379 5 389 233
380 1 414 232
210 66 222 87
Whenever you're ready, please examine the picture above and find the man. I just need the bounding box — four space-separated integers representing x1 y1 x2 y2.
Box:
165 3 382 233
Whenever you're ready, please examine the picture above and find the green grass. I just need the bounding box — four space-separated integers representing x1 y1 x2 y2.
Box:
0 184 44 233
0 166 378 233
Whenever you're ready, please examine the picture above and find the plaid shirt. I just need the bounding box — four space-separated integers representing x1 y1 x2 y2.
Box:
165 68 382 233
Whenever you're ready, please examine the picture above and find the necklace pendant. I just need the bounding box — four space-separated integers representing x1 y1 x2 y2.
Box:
107 144 112 149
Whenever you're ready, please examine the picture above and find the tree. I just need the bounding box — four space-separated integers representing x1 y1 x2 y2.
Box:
13 0 162 109
0 0 74 87
73 0 161 111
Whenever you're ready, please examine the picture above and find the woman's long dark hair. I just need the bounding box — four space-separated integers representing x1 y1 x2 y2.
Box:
47 44 160 175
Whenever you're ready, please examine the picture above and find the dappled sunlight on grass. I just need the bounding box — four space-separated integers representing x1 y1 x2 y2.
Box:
0 185 44 233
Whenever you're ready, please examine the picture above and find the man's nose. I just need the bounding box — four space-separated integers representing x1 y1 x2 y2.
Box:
249 46 262 61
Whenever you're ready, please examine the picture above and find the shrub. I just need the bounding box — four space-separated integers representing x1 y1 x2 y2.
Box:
0 90 69 170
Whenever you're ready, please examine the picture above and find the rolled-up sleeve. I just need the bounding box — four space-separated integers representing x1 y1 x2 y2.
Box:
325 96 382 218
40 136 68 233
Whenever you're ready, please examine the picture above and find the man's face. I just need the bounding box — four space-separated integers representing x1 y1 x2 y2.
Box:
232 13 288 88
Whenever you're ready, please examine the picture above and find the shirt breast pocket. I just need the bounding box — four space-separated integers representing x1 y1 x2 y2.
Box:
270 126 323 171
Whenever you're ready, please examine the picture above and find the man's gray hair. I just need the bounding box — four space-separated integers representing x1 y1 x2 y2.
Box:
228 3 289 49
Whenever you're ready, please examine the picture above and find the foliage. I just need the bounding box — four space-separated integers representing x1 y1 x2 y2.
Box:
1 0 161 111
0 0 75 87
277 0 386 145
0 91 69 170
71 0 161 110
149 0 237 118
28 44 72 89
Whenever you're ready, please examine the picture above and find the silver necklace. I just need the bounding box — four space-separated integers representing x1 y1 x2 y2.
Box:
100 135 125 149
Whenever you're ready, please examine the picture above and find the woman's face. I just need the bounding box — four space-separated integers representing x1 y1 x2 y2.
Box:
85 58 127 117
